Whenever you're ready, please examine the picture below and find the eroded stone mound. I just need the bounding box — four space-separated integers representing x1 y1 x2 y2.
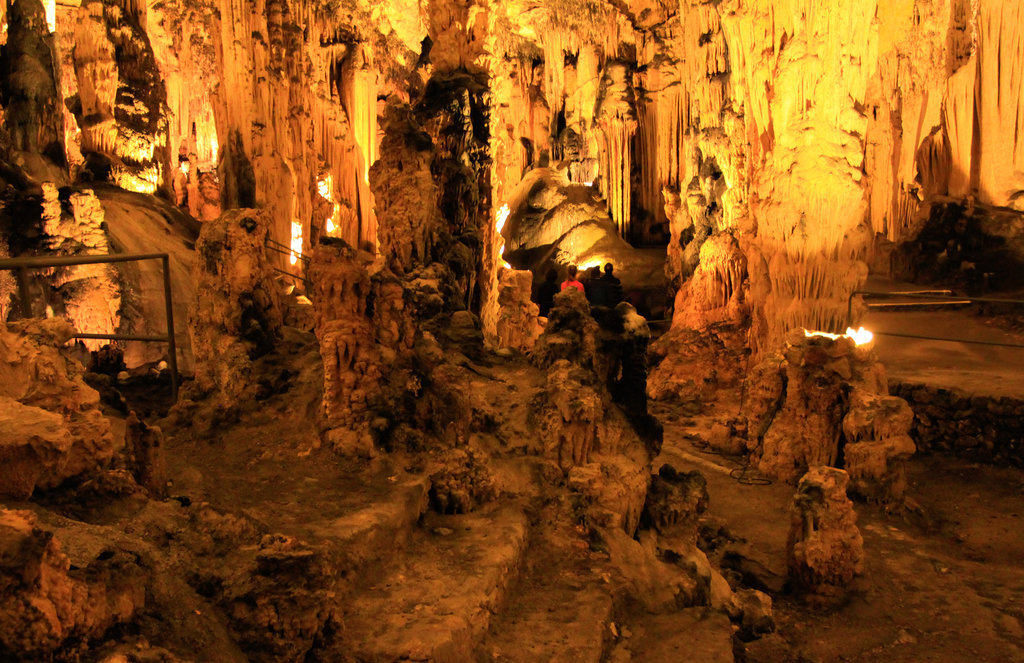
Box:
786 467 865 603
0 509 144 659
0 318 115 498
742 328 914 503
187 209 283 407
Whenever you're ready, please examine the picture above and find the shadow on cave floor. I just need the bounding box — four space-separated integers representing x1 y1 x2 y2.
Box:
652 400 1024 663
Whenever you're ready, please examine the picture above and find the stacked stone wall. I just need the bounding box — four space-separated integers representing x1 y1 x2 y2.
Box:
891 382 1024 467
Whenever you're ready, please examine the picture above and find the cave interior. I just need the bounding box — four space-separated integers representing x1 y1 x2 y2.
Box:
1 0 1024 661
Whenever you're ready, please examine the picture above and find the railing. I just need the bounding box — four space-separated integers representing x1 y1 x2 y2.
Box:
0 252 179 400
264 238 309 290
847 289 1024 350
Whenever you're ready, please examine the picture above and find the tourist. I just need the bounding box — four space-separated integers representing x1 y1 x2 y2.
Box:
601 262 625 305
535 268 559 316
560 265 585 293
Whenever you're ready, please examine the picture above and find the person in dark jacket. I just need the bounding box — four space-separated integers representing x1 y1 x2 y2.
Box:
601 263 625 305
535 268 559 317
585 266 608 307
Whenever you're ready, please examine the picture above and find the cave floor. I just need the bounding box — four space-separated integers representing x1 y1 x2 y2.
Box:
22 332 1024 662
655 402 1024 663
862 276 1024 399
152 344 1024 662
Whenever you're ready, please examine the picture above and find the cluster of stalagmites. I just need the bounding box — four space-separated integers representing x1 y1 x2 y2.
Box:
650 303 908 602
743 329 916 504
529 288 773 631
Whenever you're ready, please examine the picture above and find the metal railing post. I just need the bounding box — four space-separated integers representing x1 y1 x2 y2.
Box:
0 252 182 403
17 266 32 318
162 255 178 401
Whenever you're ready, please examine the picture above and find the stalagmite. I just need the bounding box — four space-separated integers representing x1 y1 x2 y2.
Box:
787 467 865 602
187 209 283 407
307 241 380 455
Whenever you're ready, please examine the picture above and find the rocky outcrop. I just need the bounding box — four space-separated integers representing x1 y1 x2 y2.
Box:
0 318 115 497
124 412 168 498
647 323 748 408
787 467 865 603
0 399 74 499
494 268 542 352
187 209 283 407
670 233 749 331
641 464 709 542
741 328 914 503
0 509 145 659
529 286 661 541
842 389 917 503
2 0 65 182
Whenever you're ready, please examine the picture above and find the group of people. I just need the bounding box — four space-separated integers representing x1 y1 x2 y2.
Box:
534 262 625 316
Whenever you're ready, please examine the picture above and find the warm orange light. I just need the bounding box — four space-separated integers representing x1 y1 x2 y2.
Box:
44 0 55 31
495 204 510 234
803 326 874 346
290 221 303 265
496 204 511 269
318 175 341 235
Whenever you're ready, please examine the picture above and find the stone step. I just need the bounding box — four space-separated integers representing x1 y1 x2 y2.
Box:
609 609 736 662
477 569 613 663
337 504 528 662
265 475 430 575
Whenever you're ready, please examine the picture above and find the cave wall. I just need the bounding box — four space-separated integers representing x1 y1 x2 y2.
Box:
1 0 1023 354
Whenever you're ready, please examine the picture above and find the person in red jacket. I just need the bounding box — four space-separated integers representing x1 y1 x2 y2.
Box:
560 264 585 293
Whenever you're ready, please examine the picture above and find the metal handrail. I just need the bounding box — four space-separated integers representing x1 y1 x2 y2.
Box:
847 289 1024 350
0 252 179 401
265 238 310 264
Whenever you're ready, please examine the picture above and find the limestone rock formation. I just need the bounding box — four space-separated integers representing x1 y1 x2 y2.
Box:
494 268 542 352
187 209 283 407
742 327 914 503
0 509 145 659
308 240 380 454
0 318 115 497
842 389 917 503
124 412 168 498
641 464 709 541
532 288 600 371
670 233 749 331
0 398 73 499
530 286 663 541
787 467 865 602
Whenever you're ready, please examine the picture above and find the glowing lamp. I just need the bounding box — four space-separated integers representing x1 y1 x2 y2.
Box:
289 221 303 265
495 203 510 234
803 326 874 347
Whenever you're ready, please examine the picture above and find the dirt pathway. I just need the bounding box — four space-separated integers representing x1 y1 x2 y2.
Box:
654 402 1024 662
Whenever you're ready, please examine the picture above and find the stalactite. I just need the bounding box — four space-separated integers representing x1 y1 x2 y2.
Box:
597 62 636 240
341 44 379 250
975 0 1024 208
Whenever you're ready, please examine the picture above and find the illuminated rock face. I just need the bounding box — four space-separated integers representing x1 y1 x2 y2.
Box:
2 0 1024 368
742 328 914 504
